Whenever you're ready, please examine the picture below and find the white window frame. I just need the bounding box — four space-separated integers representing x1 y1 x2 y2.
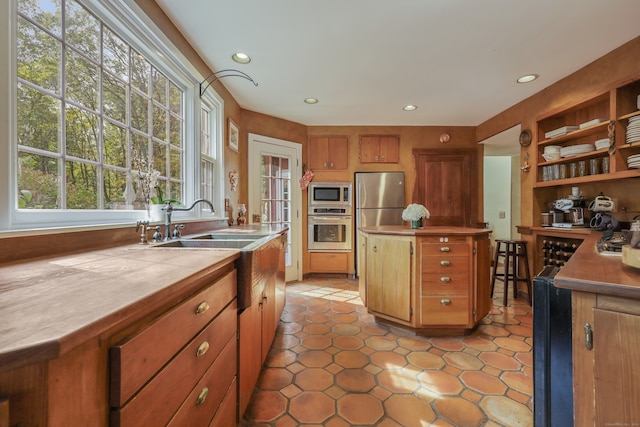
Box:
0 0 225 231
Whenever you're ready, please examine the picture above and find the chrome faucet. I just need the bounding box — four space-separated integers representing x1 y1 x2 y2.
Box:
163 198 215 240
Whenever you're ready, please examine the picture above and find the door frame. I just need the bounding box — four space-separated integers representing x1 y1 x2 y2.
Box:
248 133 303 282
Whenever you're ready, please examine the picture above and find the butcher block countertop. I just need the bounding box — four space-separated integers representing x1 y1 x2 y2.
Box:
0 242 240 372
554 232 640 299
359 225 491 236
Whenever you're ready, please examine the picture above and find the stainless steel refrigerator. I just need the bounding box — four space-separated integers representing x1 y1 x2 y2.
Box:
354 171 405 277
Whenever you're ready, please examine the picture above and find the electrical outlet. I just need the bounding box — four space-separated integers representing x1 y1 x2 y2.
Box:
252 214 261 223
499 211 506 219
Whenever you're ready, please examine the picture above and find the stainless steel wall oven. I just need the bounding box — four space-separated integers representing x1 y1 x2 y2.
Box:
308 182 353 252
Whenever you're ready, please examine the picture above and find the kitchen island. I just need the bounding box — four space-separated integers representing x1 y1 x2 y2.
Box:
553 231 640 427
358 226 492 335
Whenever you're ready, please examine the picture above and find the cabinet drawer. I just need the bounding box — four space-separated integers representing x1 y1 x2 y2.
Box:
421 235 468 244
421 273 469 295
112 300 237 426
110 270 236 405
420 296 470 326
309 252 348 272
422 243 469 256
422 255 469 273
167 338 237 427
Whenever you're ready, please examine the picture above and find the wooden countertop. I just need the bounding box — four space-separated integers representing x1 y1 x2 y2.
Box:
359 225 491 236
554 232 640 299
0 243 241 371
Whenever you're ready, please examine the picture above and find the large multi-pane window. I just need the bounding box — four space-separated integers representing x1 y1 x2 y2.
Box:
16 0 184 212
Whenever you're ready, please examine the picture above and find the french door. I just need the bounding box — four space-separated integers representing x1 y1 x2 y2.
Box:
248 133 302 281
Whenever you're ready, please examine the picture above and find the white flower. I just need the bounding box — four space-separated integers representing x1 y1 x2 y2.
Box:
402 203 430 221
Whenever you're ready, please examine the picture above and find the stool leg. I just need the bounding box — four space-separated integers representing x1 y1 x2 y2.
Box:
504 244 512 306
521 243 532 305
490 241 501 298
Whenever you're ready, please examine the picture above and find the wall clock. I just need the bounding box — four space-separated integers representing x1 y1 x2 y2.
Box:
519 129 532 147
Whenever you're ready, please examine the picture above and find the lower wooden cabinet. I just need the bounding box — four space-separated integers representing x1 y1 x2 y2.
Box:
360 229 491 333
110 270 238 426
572 291 640 426
309 252 349 273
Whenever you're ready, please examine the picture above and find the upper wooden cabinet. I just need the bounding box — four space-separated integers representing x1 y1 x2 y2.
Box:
535 78 640 188
308 136 348 170
412 148 477 227
359 135 400 163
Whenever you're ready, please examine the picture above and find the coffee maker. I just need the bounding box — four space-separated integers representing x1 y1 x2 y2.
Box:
552 197 586 227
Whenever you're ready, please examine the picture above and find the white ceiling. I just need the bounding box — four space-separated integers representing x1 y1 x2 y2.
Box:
156 0 640 130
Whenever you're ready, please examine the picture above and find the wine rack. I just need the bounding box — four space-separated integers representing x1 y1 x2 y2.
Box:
541 237 582 268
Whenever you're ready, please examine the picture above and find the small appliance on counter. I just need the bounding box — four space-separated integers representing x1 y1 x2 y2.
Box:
549 195 587 228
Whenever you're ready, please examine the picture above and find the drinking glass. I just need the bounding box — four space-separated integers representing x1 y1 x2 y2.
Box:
578 161 586 177
559 164 567 179
569 163 577 178
601 157 610 174
589 158 599 175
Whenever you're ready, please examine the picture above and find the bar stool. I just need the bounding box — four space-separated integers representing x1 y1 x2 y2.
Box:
490 239 532 306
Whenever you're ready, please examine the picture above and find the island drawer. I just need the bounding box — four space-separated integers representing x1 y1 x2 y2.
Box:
421 273 469 295
111 299 237 426
309 252 349 272
110 270 236 405
420 296 470 326
421 242 470 256
422 255 469 273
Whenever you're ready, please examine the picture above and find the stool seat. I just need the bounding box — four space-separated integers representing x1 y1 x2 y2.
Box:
490 239 532 306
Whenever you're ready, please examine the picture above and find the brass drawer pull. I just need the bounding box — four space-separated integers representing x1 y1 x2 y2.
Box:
196 341 209 357
440 276 451 283
440 299 452 305
196 387 209 405
196 301 210 315
440 247 451 252
440 260 451 266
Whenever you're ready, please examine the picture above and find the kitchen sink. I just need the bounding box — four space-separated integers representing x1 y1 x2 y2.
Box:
153 230 286 310
153 239 255 249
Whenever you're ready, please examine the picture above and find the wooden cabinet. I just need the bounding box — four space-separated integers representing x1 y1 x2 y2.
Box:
110 270 237 427
309 252 349 273
360 228 491 333
534 78 640 189
237 236 286 419
366 234 413 323
412 149 478 227
308 136 348 170
572 291 640 426
359 135 399 163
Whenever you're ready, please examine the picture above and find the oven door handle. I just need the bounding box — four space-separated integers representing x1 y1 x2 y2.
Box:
310 216 351 221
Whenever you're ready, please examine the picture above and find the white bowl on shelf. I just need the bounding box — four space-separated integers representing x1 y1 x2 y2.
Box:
542 152 561 161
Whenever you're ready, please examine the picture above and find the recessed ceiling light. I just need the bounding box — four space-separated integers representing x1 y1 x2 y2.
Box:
517 74 539 84
403 105 418 111
232 52 251 64
304 98 319 104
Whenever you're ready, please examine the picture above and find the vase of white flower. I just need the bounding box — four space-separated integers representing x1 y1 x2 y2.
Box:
402 203 430 229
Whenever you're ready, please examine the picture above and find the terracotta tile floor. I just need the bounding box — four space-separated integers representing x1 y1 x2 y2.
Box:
241 277 533 427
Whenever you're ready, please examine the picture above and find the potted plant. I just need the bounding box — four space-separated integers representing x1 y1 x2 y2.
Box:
402 203 430 229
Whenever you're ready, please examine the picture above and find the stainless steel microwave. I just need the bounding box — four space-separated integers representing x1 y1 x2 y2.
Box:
308 182 352 208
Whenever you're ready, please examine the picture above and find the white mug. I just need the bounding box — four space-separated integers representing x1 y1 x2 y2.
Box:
571 187 580 197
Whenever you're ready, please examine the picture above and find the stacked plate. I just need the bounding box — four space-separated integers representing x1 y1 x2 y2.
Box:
628 153 640 169
595 138 610 150
627 115 640 144
560 144 596 158
545 126 579 139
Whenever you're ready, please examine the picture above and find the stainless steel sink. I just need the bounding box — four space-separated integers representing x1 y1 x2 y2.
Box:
153 239 255 249
187 233 269 240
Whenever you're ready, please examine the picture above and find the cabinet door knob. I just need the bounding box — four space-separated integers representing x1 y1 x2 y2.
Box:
196 341 210 357
196 301 210 315
196 387 209 405
440 260 451 266
323 162 327 168
381 156 385 161
440 276 451 283
440 247 451 252
330 162 334 168
372 245 377 252
440 299 452 305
